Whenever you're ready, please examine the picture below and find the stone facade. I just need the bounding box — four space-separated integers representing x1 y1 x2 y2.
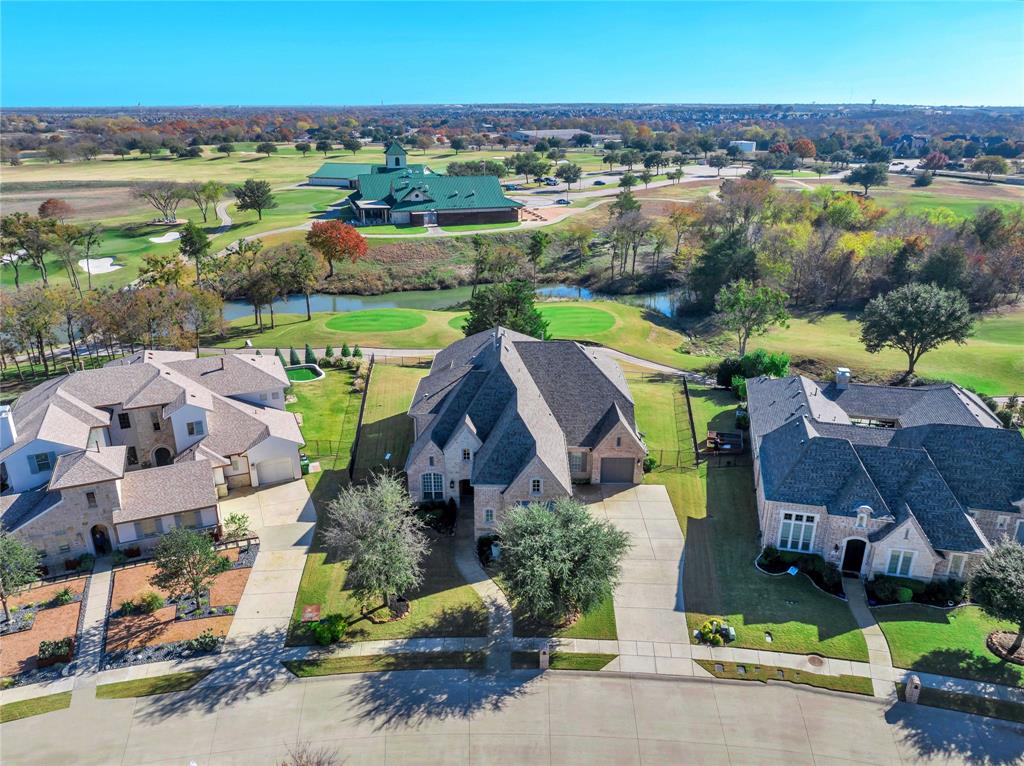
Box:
108 404 177 469
15 482 120 566
587 421 645 485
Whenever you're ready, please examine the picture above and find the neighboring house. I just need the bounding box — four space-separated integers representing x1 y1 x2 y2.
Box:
0 351 303 567
405 328 646 537
747 368 1024 583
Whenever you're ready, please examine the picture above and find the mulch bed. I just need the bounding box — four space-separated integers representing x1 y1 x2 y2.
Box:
0 603 83 678
105 549 251 653
988 632 1024 666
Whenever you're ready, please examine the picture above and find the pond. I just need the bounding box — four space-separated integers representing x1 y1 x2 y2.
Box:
222 283 686 321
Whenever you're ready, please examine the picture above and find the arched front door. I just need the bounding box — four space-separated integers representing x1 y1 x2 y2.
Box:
841 538 867 575
154 447 172 466
90 525 111 556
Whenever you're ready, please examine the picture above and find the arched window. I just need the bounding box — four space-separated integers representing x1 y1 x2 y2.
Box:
854 505 872 529
422 473 444 501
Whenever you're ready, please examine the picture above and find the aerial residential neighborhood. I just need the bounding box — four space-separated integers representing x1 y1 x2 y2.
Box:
1 2 1023 765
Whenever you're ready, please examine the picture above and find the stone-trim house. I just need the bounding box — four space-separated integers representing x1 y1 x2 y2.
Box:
405 328 646 537
747 369 1024 583
0 351 303 567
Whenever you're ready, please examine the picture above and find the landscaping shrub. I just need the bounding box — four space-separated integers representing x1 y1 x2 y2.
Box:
111 550 127 566
63 557 81 572
37 637 74 667
923 578 966 606
119 598 137 615
52 587 74 606
289 347 301 365
318 357 332 368
739 349 790 379
896 587 914 604
734 408 750 430
353 345 363 359
304 344 317 365
730 375 747 400
78 554 95 573
477 534 500 566
341 342 351 358
643 455 657 473
186 629 219 653
913 171 934 187
312 614 348 646
325 345 335 359
276 348 287 368
125 546 141 559
868 574 925 603
138 591 165 614
715 357 743 388
351 378 365 393
222 512 253 542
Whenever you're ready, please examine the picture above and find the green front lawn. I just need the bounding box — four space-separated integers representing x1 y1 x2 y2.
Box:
0 692 72 723
874 605 1023 687
697 660 874 696
897 683 1024 724
286 367 362 469
359 224 428 235
284 652 486 678
683 467 868 661
511 651 618 671
95 671 211 699
492 572 617 641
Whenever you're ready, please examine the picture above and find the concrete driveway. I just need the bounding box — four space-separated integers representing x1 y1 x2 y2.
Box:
219 480 315 642
580 484 689 657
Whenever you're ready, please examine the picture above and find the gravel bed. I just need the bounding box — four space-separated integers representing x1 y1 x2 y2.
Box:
231 543 259 569
0 609 37 636
172 593 236 622
101 636 224 670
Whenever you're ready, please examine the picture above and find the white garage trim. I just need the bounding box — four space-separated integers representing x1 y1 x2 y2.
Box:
255 457 296 486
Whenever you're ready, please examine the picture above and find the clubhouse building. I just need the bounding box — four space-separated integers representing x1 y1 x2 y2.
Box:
308 140 523 227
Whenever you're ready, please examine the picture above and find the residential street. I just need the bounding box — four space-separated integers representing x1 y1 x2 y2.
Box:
2 667 1021 765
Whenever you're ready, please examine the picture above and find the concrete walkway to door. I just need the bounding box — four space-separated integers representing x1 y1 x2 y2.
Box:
844 577 897 697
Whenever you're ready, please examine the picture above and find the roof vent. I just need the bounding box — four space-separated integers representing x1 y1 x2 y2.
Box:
836 367 852 390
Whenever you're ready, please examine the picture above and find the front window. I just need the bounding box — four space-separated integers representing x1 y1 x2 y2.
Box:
422 473 444 501
779 512 816 552
86 491 97 508
569 452 585 473
948 553 967 579
118 412 131 429
134 518 159 539
615 437 622 448
887 550 914 577
126 446 138 466
855 513 867 529
179 510 201 528
484 509 494 524
530 478 542 495
186 420 204 437
29 452 54 473
462 449 471 462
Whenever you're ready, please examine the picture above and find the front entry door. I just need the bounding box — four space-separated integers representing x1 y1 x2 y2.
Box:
841 539 867 575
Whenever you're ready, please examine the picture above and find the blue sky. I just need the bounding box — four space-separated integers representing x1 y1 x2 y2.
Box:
2 2 1021 107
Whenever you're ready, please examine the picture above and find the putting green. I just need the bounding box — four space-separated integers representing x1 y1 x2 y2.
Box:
286 367 319 382
539 304 617 336
325 309 427 333
447 314 467 332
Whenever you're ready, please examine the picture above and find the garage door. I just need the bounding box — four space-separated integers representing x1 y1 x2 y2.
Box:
256 458 294 486
600 457 634 484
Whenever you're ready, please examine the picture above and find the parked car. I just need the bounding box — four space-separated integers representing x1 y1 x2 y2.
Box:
543 179 559 186
556 198 571 205
593 179 606 185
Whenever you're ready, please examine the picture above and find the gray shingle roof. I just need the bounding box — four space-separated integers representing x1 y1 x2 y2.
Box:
0 486 61 532
0 387 109 461
49 445 126 490
115 460 218 523
815 381 1002 428
166 354 288 398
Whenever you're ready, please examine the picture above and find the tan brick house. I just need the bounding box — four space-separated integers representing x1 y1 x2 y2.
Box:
405 328 646 537
747 370 1024 583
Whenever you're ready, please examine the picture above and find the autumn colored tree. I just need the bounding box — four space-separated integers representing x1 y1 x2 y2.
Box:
920 151 950 170
791 138 816 161
37 198 75 223
305 220 367 277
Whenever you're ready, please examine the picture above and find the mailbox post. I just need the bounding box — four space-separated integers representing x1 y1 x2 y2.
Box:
905 674 922 704
539 644 550 670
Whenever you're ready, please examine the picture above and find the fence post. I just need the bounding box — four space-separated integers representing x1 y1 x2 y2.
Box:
682 377 700 466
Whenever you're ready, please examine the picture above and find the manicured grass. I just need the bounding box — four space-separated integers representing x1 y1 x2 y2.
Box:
215 309 464 350
0 691 72 723
696 660 874 696
874 604 1022 687
494 573 617 640
351 363 429 481
212 188 349 248
684 467 869 661
897 683 1024 724
539 304 618 335
284 651 487 678
287 538 488 644
359 225 428 235
511 651 618 671
440 222 520 232
95 670 211 699
286 367 362 468
325 308 427 334
286 367 319 382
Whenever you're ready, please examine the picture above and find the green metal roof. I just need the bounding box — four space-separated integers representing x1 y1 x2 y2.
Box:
308 163 376 180
351 172 522 212
385 139 407 156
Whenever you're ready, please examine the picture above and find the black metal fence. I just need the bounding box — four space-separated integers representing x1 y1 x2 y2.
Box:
347 354 376 479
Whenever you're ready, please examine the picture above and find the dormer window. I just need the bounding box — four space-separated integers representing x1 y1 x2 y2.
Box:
530 478 542 495
855 513 867 528
462 449 471 462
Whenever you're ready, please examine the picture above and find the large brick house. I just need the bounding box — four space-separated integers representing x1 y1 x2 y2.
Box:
747 369 1024 583
0 351 303 567
405 328 646 537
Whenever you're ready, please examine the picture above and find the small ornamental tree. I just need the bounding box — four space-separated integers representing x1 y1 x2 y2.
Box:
920 151 949 171
497 498 629 624
352 345 362 358
305 220 367 278
37 198 75 223
289 347 301 365
341 342 351 357
232 178 278 221
0 530 40 622
844 163 888 196
714 279 790 356
322 473 429 611
859 283 974 377
791 138 816 161
150 528 231 613
276 348 287 367
324 345 335 359
295 142 312 156
972 155 1009 181
304 343 316 364
217 143 235 156
708 154 730 176
969 541 1024 656
316 139 333 156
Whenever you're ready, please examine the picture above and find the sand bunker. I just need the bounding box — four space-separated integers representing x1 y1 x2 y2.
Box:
78 257 122 275
148 231 181 244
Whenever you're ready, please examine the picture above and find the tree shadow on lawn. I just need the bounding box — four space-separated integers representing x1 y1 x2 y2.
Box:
902 648 1023 689
885 696 1024 766
352 413 413 483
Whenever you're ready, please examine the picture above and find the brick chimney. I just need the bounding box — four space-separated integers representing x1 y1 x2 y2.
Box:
836 367 851 390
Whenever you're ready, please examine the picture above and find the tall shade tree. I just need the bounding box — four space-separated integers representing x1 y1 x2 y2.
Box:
322 473 429 611
714 279 790 356
920 151 950 171
269 242 326 321
255 141 278 157
843 163 888 196
316 139 333 156
178 222 212 284
1 213 57 285
708 154 730 176
216 142 235 156
791 138 816 161
232 179 278 221
133 181 186 222
305 220 366 277
295 141 312 156
185 180 227 223
150 528 231 614
76 223 103 291
463 281 548 339
0 530 40 622
342 137 363 155
497 498 629 624
972 155 1009 181
562 220 595 270
969 541 1024 656
555 161 582 194
858 283 974 377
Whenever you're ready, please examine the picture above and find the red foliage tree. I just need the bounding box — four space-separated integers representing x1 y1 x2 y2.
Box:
920 151 950 170
769 142 790 155
37 198 75 223
305 220 367 277
791 138 817 159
